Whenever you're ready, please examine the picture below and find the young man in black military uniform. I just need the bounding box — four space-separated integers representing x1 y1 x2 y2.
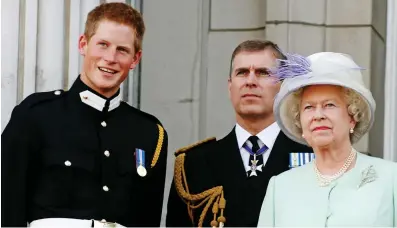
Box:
1 3 168 227
165 40 313 227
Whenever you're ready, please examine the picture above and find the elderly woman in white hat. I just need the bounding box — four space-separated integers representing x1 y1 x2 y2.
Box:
257 52 397 227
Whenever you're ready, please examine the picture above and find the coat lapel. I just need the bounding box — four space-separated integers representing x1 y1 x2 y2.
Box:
210 128 247 185
206 129 250 226
262 131 292 177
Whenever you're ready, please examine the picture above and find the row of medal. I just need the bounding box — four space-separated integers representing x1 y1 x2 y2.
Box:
136 148 314 177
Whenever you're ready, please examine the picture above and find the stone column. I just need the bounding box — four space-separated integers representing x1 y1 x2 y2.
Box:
384 0 397 161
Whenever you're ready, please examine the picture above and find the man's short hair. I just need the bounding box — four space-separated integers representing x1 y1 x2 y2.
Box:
84 2 145 53
229 40 286 77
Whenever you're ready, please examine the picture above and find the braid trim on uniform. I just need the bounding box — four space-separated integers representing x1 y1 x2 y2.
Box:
151 124 164 168
174 141 226 228
174 137 216 155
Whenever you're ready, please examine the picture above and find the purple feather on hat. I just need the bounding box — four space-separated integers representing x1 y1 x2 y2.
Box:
270 53 312 81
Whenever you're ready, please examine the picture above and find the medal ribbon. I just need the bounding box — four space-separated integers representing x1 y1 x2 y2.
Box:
243 143 269 156
135 149 145 168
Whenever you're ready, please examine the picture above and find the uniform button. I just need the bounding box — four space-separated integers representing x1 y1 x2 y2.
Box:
64 160 71 166
54 90 61 95
101 121 107 127
103 186 109 192
104 150 110 157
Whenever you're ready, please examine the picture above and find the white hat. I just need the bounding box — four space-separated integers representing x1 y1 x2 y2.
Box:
273 52 376 145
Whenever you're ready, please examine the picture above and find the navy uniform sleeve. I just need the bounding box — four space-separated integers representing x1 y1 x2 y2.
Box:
1 103 39 227
1 91 62 227
150 129 168 227
166 177 193 227
165 138 218 227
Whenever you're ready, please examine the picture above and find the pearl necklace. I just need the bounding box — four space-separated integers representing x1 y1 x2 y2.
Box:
313 148 356 187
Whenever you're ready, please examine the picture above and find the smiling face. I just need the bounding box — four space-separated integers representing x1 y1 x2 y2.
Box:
228 49 281 120
79 20 141 97
299 85 356 147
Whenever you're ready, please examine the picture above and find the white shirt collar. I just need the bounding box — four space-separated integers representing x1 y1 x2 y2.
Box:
79 90 121 112
235 121 281 149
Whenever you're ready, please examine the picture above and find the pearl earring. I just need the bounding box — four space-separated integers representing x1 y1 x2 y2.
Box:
350 128 354 134
302 134 305 138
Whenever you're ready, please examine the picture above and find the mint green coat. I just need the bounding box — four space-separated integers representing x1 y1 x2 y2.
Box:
257 152 397 227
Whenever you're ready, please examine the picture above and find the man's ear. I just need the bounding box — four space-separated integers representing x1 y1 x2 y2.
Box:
228 77 232 99
78 35 88 56
130 50 142 70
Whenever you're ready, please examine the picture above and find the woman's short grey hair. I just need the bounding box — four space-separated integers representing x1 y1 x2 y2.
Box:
287 86 367 143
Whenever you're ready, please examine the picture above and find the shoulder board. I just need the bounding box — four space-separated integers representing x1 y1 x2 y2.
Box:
19 89 65 109
126 104 163 126
175 137 216 156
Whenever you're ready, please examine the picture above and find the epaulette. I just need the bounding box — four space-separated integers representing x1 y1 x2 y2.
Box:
175 137 216 156
173 136 225 228
19 89 65 109
128 105 163 126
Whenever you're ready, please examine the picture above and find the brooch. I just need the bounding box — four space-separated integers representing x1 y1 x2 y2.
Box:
358 165 377 189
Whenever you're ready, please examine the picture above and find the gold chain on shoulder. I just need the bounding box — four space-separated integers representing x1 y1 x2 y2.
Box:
151 124 164 168
175 137 216 156
174 152 226 227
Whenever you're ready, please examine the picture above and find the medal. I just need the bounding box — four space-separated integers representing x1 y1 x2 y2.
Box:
137 165 147 177
243 143 268 176
249 154 263 176
135 148 147 177
289 152 315 168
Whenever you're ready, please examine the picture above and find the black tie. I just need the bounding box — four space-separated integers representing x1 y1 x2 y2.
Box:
248 136 260 153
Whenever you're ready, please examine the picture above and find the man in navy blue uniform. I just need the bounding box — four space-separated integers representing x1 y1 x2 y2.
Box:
2 2 168 227
166 40 312 227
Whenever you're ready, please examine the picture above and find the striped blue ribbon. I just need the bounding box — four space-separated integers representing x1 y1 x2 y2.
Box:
136 148 146 168
289 152 315 168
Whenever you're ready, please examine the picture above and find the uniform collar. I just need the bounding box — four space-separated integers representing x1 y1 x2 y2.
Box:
69 75 121 112
235 121 281 149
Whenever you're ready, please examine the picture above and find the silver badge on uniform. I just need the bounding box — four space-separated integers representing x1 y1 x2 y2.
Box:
289 152 315 168
135 148 147 177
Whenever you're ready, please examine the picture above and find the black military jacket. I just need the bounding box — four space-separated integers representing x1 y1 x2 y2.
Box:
1 76 168 227
166 129 312 227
